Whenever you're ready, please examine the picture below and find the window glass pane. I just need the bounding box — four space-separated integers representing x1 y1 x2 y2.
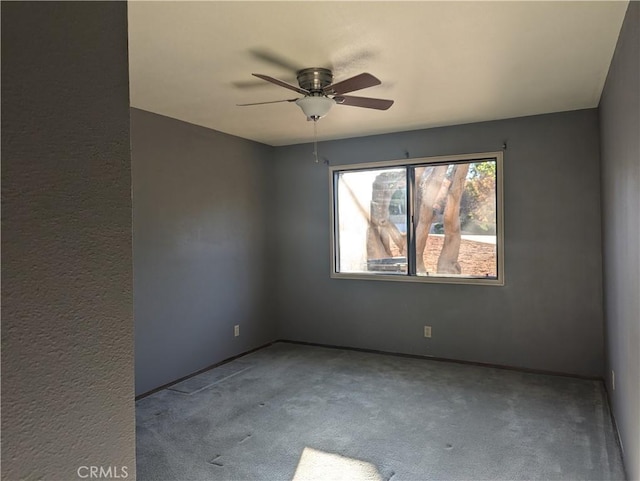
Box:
336 168 407 274
414 160 497 278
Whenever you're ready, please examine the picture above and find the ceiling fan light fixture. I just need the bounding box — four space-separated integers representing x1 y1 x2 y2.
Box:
295 96 334 120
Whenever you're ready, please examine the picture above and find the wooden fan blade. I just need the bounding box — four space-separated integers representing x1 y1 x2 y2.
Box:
334 95 394 110
324 73 381 95
252 74 309 95
237 98 298 106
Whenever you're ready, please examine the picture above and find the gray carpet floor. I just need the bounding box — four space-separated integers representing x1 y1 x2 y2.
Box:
136 343 625 481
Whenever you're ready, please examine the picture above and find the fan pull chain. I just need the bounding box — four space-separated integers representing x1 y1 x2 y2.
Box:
313 119 319 163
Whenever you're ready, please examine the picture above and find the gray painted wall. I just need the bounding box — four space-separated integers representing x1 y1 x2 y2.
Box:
1 2 135 480
599 2 640 479
273 109 605 378
132 109 276 395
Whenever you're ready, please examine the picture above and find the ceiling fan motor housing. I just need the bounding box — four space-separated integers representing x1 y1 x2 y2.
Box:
296 68 333 92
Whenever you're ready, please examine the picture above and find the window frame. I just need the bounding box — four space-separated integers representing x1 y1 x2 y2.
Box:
329 151 504 286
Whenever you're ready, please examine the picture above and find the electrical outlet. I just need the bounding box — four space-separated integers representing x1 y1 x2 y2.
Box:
424 326 432 338
612 370 615 391
234 325 240 337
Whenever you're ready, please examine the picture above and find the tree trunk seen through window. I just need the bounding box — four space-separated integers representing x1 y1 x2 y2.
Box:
437 163 469 274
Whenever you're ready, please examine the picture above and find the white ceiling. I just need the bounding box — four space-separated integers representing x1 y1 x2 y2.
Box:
128 1 628 147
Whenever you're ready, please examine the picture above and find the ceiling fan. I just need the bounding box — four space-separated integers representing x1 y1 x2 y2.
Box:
237 67 394 121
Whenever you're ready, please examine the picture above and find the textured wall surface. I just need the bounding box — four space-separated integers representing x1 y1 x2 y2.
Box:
132 109 276 396
273 109 605 378
599 2 640 479
1 2 135 480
